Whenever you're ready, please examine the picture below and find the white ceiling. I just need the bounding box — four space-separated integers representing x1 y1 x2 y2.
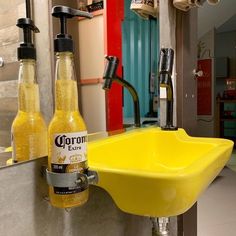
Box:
198 0 236 38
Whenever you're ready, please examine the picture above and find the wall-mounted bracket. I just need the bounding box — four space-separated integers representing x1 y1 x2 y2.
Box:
43 167 98 189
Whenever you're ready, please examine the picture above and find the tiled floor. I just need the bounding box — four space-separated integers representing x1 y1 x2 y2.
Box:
198 151 236 236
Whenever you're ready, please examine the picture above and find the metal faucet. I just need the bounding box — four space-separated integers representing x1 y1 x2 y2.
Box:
158 48 177 130
103 56 141 128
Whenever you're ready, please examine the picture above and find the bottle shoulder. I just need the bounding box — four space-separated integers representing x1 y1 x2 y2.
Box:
12 111 47 128
49 111 87 133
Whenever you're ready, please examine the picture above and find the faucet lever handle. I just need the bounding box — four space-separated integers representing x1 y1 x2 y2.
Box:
52 5 93 19
159 48 174 75
103 55 119 79
103 55 119 90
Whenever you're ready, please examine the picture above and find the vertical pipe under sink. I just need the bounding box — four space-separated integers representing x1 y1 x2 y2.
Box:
150 217 170 236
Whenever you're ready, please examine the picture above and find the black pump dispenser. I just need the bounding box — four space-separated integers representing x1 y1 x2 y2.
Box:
16 18 39 60
52 5 93 53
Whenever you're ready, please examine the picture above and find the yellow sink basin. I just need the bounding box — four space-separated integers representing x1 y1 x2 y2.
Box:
88 127 233 217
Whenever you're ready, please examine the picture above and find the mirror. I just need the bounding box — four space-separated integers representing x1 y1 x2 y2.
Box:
197 0 236 142
0 0 26 166
0 0 230 170
122 0 159 127
0 0 158 167
1 0 230 169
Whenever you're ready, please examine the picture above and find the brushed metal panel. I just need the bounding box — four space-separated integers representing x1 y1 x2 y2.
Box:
0 158 148 235
0 62 19 81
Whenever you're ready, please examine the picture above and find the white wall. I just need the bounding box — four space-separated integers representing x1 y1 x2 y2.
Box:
215 30 236 98
78 14 106 133
215 30 236 77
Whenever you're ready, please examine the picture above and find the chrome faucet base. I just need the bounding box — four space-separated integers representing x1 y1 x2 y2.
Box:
161 125 178 131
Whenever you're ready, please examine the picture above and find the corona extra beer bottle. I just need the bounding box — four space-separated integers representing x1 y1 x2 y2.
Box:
48 6 92 208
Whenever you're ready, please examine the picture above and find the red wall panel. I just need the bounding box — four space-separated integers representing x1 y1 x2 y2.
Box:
197 59 212 115
105 0 124 131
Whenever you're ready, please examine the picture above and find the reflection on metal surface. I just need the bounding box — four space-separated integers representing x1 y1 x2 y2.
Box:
0 152 11 167
0 123 156 169
88 131 108 141
0 57 4 67
0 130 109 169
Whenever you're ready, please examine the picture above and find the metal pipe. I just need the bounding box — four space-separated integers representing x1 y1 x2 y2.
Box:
150 217 170 236
103 55 141 128
25 0 31 18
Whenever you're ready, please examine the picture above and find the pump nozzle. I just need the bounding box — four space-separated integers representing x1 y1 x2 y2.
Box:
16 18 39 60
52 5 93 53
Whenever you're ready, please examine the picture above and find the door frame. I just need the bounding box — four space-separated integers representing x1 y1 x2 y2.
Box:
160 1 198 235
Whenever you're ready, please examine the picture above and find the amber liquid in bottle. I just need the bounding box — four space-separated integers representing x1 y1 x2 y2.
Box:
11 59 47 162
48 52 88 208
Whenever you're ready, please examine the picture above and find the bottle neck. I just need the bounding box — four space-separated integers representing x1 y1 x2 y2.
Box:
55 52 76 81
18 59 37 84
18 59 40 113
55 52 79 112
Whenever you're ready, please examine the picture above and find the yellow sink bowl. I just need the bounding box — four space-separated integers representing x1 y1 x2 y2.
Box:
88 127 233 217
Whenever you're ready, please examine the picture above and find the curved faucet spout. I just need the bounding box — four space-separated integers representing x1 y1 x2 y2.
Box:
103 56 141 128
113 76 140 128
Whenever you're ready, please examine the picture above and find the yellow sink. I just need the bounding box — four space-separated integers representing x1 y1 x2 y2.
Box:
88 127 233 217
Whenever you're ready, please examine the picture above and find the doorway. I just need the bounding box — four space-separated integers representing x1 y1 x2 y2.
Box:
0 1 26 149
197 0 236 141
